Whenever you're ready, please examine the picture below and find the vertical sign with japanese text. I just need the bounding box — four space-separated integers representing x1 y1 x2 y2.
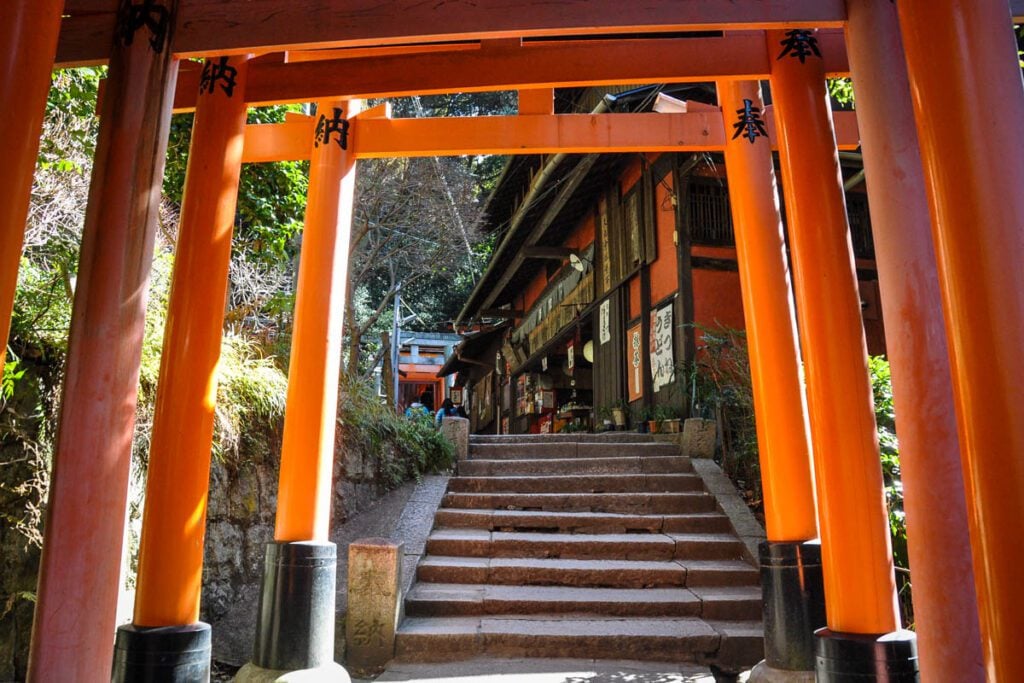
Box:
599 198 612 292
650 304 675 393
599 299 611 344
627 323 644 402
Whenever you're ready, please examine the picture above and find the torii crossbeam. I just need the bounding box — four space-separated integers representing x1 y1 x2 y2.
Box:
6 1 1024 682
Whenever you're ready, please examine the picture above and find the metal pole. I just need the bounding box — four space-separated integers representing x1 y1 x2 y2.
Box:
392 280 402 410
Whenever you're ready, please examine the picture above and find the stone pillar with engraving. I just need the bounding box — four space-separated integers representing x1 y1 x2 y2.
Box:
441 416 470 461
346 538 404 676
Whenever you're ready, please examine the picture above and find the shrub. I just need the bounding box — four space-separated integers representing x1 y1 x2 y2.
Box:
869 356 912 627
337 374 454 490
684 324 760 504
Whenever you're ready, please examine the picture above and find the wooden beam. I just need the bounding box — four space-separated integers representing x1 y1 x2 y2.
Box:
522 246 577 260
167 34 849 112
285 42 481 62
479 308 523 318
479 153 602 313
373 110 729 157
57 0 847 67
242 117 314 164
241 110 860 163
519 88 555 116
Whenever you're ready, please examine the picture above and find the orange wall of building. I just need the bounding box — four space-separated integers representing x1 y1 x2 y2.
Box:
650 174 678 305
515 212 596 318
566 212 595 250
518 269 549 317
692 268 746 338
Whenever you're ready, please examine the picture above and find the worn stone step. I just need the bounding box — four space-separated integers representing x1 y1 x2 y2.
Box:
458 455 692 477
709 620 767 669
468 442 680 459
433 509 732 534
405 584 700 618
426 529 674 561
471 435 581 445
380 658 719 680
425 529 747 562
395 615 747 663
416 556 759 589
681 560 761 587
442 491 717 515
447 473 703 495
405 583 761 620
470 433 657 444
670 533 748 561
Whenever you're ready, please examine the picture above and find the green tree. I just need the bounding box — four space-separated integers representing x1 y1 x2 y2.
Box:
344 93 514 377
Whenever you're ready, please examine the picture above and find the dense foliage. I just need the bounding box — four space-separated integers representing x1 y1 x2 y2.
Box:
688 327 911 625
686 326 760 504
344 93 515 377
339 374 454 489
1 71 494 676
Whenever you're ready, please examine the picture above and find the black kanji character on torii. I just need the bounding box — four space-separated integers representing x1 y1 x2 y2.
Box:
116 0 171 54
732 99 768 144
315 108 351 150
777 29 822 63
199 57 239 98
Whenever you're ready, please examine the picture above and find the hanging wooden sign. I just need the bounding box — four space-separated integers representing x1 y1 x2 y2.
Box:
627 323 644 402
650 304 675 393
599 299 611 344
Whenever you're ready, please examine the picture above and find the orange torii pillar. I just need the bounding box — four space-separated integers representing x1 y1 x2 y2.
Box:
844 0 985 679
898 2 1024 678
108 55 252 682
240 99 359 681
27 2 180 680
718 79 824 678
0 0 64 375
767 29 918 680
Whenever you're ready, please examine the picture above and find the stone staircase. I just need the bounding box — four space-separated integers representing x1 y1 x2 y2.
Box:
394 434 764 670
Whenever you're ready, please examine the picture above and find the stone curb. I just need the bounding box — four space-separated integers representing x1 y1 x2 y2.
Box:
389 475 451 605
689 458 766 565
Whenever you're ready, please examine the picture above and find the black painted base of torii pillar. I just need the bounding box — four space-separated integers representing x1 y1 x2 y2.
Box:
236 540 350 682
112 622 212 682
751 539 919 682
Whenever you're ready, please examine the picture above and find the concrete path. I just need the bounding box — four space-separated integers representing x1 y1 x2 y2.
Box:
353 657 750 683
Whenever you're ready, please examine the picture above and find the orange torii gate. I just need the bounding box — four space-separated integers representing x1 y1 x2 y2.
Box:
1 1 1022 681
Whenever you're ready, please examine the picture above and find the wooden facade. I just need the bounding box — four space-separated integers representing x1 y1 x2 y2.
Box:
447 86 884 435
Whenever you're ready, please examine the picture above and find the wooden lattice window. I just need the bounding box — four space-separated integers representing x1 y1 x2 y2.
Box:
846 193 876 259
623 188 644 267
687 179 735 247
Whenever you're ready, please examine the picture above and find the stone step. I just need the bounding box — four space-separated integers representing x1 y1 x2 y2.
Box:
470 433 657 444
425 529 748 562
415 557 761 589
405 583 761 620
442 491 717 514
458 455 692 477
468 442 680 459
433 509 733 534
416 556 759 588
395 615 762 666
379 658 720 680
447 473 703 495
